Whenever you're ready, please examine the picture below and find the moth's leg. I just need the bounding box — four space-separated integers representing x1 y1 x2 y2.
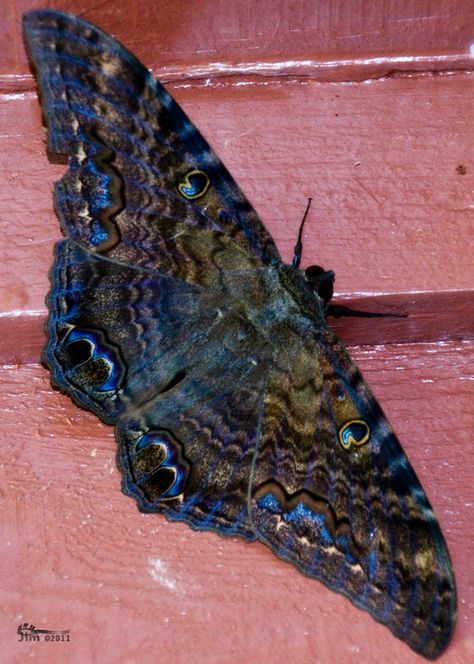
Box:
326 304 407 319
304 264 407 319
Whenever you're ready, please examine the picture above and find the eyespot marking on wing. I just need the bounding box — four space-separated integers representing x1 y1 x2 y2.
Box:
177 169 210 200
55 326 126 392
339 420 370 450
129 430 189 503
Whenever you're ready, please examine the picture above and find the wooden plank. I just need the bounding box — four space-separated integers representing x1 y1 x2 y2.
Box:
2 0 474 81
1 3 472 663
1 290 473 366
0 341 471 664
1 73 473 319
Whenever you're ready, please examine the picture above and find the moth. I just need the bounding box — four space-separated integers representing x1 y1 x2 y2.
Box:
24 9 456 659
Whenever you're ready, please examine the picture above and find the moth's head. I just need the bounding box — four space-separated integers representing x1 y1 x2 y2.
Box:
304 265 335 303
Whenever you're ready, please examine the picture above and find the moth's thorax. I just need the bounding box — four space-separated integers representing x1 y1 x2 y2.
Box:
222 263 326 346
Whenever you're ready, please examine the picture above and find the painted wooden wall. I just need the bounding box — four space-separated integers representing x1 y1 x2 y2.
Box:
1 1 473 663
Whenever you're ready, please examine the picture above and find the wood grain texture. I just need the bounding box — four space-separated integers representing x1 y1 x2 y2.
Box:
1 75 473 316
0 343 472 664
0 1 473 663
2 0 474 80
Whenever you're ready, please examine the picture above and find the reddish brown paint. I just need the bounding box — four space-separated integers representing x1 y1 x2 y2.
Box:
2 0 474 79
0 2 473 664
2 76 473 316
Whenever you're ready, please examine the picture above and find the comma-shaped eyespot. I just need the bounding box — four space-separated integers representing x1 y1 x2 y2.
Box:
177 169 210 199
55 326 126 393
338 420 370 450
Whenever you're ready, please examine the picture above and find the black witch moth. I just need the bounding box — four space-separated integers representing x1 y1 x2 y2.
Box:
23 9 456 659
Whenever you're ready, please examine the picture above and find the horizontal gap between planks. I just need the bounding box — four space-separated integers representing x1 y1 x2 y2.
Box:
0 290 472 366
1 55 472 94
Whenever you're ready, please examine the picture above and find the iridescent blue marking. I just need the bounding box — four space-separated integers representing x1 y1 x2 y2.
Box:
178 170 210 200
256 492 362 559
200 498 224 525
75 126 116 246
180 119 194 138
257 492 281 513
136 431 186 499
90 222 110 247
64 327 123 391
339 420 370 450
367 549 378 581
336 534 357 565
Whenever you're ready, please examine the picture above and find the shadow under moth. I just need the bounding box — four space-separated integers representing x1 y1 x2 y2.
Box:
23 9 456 659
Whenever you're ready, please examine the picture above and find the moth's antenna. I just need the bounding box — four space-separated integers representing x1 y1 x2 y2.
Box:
292 197 312 269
